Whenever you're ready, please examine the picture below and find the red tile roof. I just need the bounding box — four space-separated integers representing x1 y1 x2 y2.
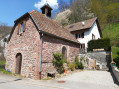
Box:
29 10 79 44
65 17 97 32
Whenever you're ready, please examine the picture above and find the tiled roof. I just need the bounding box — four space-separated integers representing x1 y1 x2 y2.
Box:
65 17 97 32
29 10 79 44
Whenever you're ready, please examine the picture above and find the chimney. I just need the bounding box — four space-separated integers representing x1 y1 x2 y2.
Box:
40 2 53 18
82 21 85 26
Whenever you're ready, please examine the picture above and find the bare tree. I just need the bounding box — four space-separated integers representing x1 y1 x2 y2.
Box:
59 0 70 11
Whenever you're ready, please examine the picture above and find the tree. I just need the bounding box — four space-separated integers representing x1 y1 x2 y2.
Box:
90 0 119 28
69 0 94 24
59 0 70 11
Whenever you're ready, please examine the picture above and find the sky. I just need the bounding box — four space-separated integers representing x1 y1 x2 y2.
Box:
0 0 69 26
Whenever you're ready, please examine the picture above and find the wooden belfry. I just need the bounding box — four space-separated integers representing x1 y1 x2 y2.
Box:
41 1 53 17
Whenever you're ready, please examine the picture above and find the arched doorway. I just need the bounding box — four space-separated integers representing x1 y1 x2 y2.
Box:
62 46 67 60
15 53 22 74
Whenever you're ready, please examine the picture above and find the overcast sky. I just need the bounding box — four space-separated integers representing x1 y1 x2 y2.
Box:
0 0 68 26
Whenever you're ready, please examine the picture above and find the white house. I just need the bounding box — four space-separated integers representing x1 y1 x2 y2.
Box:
65 17 102 49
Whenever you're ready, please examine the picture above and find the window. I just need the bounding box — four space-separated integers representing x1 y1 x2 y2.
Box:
21 22 24 32
75 34 78 39
62 46 67 61
80 44 85 49
69 25 74 28
75 32 84 39
82 33 84 38
17 21 26 35
80 44 82 49
92 34 95 40
79 34 81 38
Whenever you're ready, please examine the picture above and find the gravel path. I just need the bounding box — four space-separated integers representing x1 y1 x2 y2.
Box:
56 70 119 89
0 71 119 89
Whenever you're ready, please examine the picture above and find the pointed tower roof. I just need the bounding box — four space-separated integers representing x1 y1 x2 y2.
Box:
41 2 53 10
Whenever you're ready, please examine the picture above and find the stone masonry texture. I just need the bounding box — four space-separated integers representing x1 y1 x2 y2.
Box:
6 16 80 80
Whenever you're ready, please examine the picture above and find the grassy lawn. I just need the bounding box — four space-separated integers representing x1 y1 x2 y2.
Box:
102 23 119 40
0 61 11 75
102 23 119 68
102 23 119 58
112 46 119 59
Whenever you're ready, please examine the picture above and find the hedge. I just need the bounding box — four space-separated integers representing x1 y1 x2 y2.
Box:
88 38 111 51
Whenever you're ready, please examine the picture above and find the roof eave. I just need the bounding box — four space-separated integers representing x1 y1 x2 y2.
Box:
14 13 29 23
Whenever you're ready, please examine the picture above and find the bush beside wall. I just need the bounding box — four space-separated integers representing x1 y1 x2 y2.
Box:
88 38 111 51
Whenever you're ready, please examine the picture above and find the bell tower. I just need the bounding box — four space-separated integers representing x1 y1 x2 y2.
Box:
41 1 53 18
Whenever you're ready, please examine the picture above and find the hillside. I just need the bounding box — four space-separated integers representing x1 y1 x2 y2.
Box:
0 26 12 39
54 9 72 26
102 23 119 60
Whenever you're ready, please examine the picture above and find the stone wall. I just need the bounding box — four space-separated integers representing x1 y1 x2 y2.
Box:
112 66 119 84
6 17 41 79
79 51 111 70
41 34 80 78
6 16 80 79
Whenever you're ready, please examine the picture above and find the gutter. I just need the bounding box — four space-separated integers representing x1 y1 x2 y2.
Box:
39 33 43 73
29 14 43 79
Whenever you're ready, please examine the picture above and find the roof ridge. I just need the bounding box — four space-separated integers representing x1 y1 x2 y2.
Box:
29 10 36 14
29 10 79 44
65 17 97 32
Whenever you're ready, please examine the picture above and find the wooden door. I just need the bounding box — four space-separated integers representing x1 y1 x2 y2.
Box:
15 53 22 74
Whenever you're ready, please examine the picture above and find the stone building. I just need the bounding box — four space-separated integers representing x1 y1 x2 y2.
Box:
6 3 80 80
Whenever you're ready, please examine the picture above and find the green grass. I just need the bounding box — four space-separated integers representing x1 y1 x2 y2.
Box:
112 46 119 59
102 23 119 68
0 61 6 65
102 23 119 58
0 61 11 75
102 23 119 40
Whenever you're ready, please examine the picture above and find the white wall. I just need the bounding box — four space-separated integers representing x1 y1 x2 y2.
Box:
77 21 101 48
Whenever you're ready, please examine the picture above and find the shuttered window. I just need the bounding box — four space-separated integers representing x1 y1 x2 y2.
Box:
17 20 26 35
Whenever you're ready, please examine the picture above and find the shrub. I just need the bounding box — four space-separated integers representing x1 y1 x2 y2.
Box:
88 38 111 51
114 57 119 68
68 63 75 71
52 52 65 74
75 56 80 69
78 62 84 69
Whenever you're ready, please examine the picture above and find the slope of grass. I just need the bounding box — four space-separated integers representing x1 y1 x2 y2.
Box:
111 46 119 59
102 23 119 67
102 23 119 44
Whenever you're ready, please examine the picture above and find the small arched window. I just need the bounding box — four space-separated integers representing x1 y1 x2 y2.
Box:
62 46 67 60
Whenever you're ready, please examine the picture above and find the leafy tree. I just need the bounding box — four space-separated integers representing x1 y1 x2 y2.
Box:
69 0 93 23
